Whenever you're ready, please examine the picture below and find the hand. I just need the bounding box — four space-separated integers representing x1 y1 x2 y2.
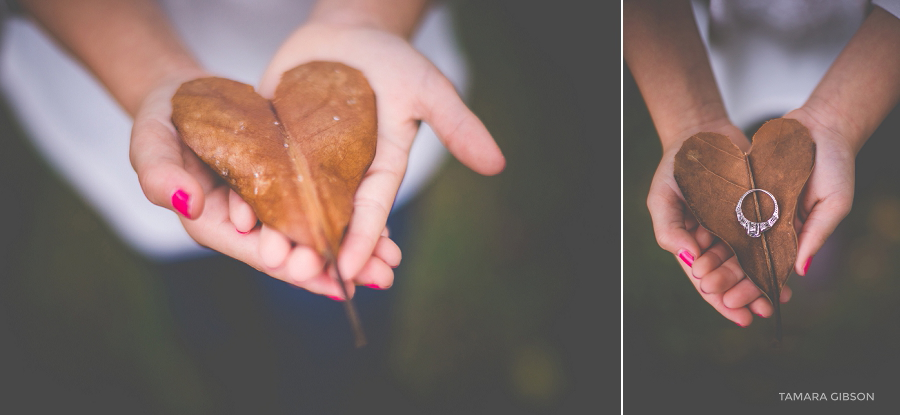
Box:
129 69 403 299
223 20 506 295
783 107 856 275
648 120 792 326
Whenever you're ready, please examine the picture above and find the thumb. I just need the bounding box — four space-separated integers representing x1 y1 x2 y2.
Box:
130 115 206 220
416 67 506 176
795 196 852 275
647 186 701 267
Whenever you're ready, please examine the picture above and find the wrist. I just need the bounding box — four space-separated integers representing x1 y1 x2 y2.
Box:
128 61 207 116
787 104 866 156
306 0 427 38
659 116 742 154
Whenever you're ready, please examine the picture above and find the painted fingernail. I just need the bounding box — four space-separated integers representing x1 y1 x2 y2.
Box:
172 189 191 219
678 250 694 267
326 295 345 302
364 284 384 290
237 228 250 235
754 312 765 318
803 256 813 274
735 321 747 328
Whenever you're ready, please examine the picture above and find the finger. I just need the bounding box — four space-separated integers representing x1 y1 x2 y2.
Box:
293 271 351 299
337 132 410 283
229 189 258 234
722 278 765 309
415 67 505 176
648 184 701 267
748 284 792 317
795 196 852 275
284 245 324 285
699 256 745 294
780 285 793 303
372 235 401 269
259 224 291 269
678 256 753 327
690 241 733 280
352 257 395 290
692 224 716 252
130 116 206 220
177 187 338 294
748 297 774 318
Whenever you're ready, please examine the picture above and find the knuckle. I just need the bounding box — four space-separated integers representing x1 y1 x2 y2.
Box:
354 195 391 220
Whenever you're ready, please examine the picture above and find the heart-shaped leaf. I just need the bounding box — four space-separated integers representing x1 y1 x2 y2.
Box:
171 61 377 346
674 118 815 339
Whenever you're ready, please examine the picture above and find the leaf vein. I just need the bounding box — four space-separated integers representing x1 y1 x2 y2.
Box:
697 136 744 160
692 157 746 189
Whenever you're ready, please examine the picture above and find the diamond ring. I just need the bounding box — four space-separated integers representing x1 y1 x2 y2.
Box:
736 189 779 238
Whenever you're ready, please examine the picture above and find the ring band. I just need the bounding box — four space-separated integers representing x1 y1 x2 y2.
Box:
736 189 779 238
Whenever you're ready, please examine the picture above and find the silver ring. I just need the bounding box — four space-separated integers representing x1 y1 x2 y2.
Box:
736 189 779 238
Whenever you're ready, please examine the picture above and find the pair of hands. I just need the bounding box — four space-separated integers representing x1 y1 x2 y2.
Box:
648 108 856 327
129 22 505 299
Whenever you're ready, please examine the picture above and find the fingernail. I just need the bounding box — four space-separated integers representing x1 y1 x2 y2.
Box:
172 189 191 219
691 270 701 279
326 295 345 302
735 321 747 328
678 250 694 267
364 284 384 290
754 312 765 318
237 228 250 235
803 256 813 274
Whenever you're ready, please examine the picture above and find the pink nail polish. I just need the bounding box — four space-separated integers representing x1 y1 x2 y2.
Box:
364 284 383 290
735 321 747 328
172 189 191 219
237 228 250 235
678 250 694 267
326 295 345 302
803 256 813 274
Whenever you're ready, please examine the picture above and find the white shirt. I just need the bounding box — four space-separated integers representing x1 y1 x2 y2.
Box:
692 0 900 130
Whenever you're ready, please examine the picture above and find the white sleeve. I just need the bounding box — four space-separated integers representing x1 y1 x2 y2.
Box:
873 0 900 20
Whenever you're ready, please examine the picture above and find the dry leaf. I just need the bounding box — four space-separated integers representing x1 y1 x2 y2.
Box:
171 61 377 346
674 118 815 340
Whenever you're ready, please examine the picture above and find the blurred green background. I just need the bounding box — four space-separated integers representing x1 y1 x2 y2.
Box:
624 62 900 412
0 1 599 413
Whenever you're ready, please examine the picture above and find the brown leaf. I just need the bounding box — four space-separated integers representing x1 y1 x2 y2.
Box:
170 61 377 347
674 118 815 339
170 61 376 261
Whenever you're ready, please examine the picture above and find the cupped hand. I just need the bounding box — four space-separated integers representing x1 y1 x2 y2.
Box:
649 120 793 326
783 107 856 276
222 20 505 295
129 69 403 299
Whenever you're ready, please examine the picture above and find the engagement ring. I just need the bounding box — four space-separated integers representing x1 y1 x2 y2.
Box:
736 189 779 238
